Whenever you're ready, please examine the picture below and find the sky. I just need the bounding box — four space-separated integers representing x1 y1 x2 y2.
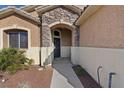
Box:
0 5 24 9
0 5 85 11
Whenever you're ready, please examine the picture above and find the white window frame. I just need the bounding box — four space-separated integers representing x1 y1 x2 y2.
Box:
0 26 31 49
53 30 62 46
53 30 61 38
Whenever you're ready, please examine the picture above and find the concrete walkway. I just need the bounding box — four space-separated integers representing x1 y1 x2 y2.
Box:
50 58 83 88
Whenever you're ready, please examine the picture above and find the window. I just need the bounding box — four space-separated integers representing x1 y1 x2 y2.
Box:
9 31 28 48
54 31 60 37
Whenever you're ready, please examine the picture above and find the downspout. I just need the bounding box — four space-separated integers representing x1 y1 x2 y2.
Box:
39 15 42 66
97 66 102 85
108 72 116 88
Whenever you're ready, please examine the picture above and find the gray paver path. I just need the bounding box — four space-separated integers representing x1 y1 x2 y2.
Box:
50 58 83 88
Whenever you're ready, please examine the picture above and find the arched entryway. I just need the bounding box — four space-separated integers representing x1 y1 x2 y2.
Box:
51 23 73 59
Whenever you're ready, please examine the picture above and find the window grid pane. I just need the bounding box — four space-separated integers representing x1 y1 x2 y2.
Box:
9 31 28 48
18 33 20 48
54 31 60 36
20 32 28 48
9 32 19 48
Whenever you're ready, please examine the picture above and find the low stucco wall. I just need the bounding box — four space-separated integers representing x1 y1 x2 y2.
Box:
41 47 54 66
61 46 71 58
71 47 124 88
71 47 80 65
26 47 40 65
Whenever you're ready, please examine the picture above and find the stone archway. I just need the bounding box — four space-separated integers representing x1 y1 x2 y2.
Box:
40 6 80 66
40 6 80 47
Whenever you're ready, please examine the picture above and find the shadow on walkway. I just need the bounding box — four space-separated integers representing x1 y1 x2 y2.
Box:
52 58 83 88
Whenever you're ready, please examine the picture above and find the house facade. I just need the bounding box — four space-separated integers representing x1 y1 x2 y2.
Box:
0 5 83 65
1 5 124 88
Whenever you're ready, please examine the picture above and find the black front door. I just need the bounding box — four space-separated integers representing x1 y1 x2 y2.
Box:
54 38 60 58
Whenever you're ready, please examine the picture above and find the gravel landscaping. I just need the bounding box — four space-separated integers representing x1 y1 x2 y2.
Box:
0 66 53 88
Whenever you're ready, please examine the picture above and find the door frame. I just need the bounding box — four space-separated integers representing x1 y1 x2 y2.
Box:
52 29 62 58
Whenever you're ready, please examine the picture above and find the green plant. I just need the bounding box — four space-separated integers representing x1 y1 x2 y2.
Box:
73 65 87 76
0 48 33 74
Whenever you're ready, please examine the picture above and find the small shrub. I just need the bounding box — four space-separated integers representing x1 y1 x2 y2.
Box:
73 65 87 76
0 48 33 74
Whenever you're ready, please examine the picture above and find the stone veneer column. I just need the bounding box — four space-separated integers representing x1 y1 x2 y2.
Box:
42 22 51 47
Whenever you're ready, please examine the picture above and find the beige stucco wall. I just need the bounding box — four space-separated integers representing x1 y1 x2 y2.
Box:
60 28 72 58
80 5 124 48
61 47 71 58
3 31 8 48
61 28 72 46
0 13 40 47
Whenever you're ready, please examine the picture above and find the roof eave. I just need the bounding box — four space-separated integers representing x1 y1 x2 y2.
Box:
0 7 40 25
21 5 40 12
15 9 41 24
75 5 103 26
36 5 82 16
